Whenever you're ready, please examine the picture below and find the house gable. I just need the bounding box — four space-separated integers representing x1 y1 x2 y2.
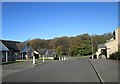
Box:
0 41 9 51
21 43 34 53
37 49 46 55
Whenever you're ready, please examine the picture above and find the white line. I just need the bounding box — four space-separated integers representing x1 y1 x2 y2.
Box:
88 59 104 84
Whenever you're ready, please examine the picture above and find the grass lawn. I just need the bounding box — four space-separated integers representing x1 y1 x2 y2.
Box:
38 58 53 60
70 55 91 60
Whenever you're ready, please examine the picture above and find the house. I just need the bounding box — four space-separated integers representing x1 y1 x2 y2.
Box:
36 49 56 59
33 50 40 59
105 28 120 58
37 49 46 56
1 40 35 62
16 42 34 60
0 41 9 62
95 44 107 59
95 28 120 59
44 49 56 59
1 40 20 62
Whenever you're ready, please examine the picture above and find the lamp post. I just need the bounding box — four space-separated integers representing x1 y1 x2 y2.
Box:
91 36 94 59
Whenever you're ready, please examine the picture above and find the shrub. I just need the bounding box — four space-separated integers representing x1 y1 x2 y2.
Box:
110 51 120 60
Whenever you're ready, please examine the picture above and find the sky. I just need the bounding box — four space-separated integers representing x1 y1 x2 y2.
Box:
2 2 118 42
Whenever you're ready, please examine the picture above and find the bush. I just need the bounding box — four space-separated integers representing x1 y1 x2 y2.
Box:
110 51 120 60
54 57 59 60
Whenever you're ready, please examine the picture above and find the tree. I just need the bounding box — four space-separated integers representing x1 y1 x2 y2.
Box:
28 32 112 56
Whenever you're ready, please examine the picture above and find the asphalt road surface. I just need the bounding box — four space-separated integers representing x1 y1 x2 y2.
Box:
2 59 100 82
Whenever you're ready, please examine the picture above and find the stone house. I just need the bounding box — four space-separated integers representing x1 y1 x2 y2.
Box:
105 28 120 58
95 28 120 59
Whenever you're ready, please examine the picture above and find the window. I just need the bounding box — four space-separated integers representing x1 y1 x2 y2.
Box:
113 31 116 40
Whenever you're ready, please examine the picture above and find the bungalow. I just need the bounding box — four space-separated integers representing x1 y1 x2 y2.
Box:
16 42 34 60
1 40 20 62
44 49 56 59
1 40 36 62
0 41 9 62
36 49 56 60
37 49 46 56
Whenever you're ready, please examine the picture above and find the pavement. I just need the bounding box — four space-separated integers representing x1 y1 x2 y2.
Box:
89 58 118 82
2 59 49 77
2 59 100 82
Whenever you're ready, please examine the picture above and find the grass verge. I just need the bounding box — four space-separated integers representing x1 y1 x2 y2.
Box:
2 61 24 65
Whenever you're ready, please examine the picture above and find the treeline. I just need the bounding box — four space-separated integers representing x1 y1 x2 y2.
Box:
29 33 113 56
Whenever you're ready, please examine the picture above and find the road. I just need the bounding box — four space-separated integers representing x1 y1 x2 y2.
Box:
2 59 100 82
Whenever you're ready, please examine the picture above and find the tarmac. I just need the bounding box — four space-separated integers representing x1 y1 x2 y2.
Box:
89 58 119 83
2 59 47 76
2 58 119 83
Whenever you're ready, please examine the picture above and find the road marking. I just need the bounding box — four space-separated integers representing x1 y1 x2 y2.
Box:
88 59 104 84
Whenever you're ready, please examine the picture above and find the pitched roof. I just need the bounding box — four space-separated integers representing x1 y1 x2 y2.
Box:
98 44 106 48
47 49 55 55
45 49 55 56
2 40 20 52
37 49 46 55
36 49 56 56
0 41 9 51
16 42 28 51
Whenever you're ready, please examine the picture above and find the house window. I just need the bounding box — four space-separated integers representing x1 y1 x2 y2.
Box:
113 31 116 40
2 55 4 58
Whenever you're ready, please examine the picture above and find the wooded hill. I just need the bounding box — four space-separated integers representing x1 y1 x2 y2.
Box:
29 33 113 56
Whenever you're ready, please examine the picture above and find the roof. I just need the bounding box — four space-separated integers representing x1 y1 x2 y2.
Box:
37 49 46 55
98 44 106 49
37 49 56 56
16 42 28 51
0 41 9 51
2 40 20 52
45 49 55 56
47 49 55 55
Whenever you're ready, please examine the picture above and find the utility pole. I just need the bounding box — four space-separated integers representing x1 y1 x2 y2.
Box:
91 36 94 59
